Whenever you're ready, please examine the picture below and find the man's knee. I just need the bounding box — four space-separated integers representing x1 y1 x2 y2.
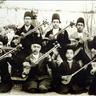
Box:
39 79 51 92
22 81 38 93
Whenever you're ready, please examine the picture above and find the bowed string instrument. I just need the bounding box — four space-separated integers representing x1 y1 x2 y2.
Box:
44 22 75 41
15 20 49 45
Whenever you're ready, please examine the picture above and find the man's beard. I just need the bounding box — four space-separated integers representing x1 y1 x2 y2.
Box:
78 29 83 33
0 49 3 54
32 50 39 55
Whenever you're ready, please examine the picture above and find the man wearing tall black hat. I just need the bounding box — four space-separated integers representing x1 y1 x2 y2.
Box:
10 11 42 77
70 17 89 46
70 17 91 64
22 37 53 93
16 11 33 35
45 13 70 60
15 11 35 48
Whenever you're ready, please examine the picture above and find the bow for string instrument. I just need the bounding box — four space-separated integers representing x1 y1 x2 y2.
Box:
16 20 49 44
61 57 96 85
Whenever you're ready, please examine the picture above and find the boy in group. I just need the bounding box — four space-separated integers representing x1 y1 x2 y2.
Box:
45 13 70 60
10 11 42 77
70 17 91 67
22 37 55 93
56 45 89 94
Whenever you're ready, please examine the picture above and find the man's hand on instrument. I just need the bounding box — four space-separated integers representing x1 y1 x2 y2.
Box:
16 44 23 51
53 48 58 55
35 28 40 34
78 38 84 44
23 61 30 67
61 76 68 80
5 53 12 58
7 53 12 57
12 39 20 46
46 55 52 62
49 34 54 40
83 64 88 70
91 48 96 57
88 36 94 41
90 68 96 75
56 60 61 65
21 32 25 38
30 58 38 67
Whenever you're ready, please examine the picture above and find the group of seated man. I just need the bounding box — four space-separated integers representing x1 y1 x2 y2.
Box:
0 10 96 95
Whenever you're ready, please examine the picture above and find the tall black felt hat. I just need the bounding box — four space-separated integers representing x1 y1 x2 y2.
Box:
76 17 85 26
24 11 32 18
31 36 43 46
52 13 61 23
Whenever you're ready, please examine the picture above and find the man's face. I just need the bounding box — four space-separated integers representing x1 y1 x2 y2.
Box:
66 49 74 61
24 16 32 26
76 22 84 32
31 44 41 55
0 42 3 47
32 10 38 19
52 19 60 29
0 42 3 53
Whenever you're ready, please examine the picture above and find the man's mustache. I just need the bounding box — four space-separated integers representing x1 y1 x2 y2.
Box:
33 50 38 53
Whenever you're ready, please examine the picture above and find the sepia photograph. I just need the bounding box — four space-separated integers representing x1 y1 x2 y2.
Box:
0 0 96 96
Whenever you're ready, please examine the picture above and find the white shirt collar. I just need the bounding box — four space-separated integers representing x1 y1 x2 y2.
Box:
25 25 31 31
53 28 59 35
67 60 73 63
67 60 73 69
32 53 40 59
52 28 59 39
77 32 83 39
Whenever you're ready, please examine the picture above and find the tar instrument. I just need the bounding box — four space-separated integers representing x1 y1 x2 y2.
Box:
0 44 22 60
16 20 49 44
50 22 75 40
33 43 60 65
43 22 75 41
61 57 96 85
54 22 74 38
